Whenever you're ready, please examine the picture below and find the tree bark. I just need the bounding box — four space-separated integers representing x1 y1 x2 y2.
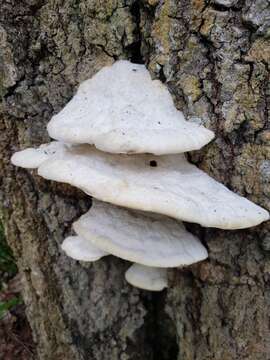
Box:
1 0 269 359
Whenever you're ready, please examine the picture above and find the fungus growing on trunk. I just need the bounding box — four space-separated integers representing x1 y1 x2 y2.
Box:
11 142 269 229
72 200 208 267
61 235 109 262
11 60 270 290
47 60 214 155
11 141 63 169
125 264 168 291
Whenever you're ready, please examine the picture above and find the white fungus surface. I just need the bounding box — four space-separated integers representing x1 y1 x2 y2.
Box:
125 264 168 291
47 60 214 155
11 142 269 229
11 141 64 169
61 235 109 262
72 200 208 268
10 59 270 291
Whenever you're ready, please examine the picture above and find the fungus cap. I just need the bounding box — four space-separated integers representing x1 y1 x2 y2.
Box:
61 235 108 262
11 141 63 169
125 264 168 291
47 60 214 155
11 142 270 229
73 200 208 268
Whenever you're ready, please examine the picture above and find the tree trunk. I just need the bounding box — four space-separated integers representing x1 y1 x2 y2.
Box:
1 0 269 359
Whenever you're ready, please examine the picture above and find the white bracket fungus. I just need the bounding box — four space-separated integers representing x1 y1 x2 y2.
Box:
72 200 208 268
11 60 270 290
11 142 64 169
61 235 109 262
11 142 269 229
47 60 214 155
125 264 168 291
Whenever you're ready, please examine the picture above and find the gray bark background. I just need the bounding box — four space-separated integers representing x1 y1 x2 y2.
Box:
1 0 270 359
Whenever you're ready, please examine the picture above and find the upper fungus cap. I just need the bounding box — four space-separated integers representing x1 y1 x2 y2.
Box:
11 142 270 229
125 264 168 291
72 200 208 268
47 60 214 155
61 235 108 262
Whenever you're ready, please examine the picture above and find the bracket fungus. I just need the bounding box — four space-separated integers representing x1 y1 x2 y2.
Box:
11 60 270 291
61 235 109 262
125 264 168 292
11 141 64 169
47 60 214 155
12 142 269 229
72 200 208 268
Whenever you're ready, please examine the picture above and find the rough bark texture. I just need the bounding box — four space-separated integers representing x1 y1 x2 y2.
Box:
0 0 270 359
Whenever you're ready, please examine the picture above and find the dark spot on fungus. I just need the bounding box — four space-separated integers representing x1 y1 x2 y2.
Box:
150 160 158 167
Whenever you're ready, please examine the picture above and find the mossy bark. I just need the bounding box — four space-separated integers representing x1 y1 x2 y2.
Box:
1 1 270 359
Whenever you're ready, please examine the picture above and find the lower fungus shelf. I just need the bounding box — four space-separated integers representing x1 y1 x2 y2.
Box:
72 200 208 268
60 200 207 291
61 235 109 262
61 234 168 291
